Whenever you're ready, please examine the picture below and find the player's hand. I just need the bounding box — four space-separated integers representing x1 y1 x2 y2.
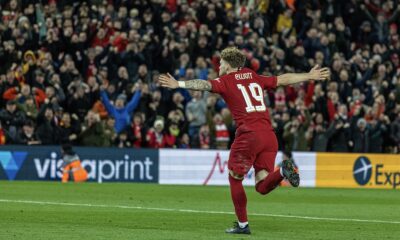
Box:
309 65 330 81
159 73 179 89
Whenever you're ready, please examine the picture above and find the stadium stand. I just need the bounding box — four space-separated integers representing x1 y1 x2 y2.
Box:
0 0 399 153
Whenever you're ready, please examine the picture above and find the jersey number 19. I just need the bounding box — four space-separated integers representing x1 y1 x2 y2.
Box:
237 83 266 113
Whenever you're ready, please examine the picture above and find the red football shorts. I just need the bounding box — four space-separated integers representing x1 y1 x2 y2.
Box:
228 130 278 176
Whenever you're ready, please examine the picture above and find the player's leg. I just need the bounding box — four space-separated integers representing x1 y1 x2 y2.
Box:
225 170 250 234
253 131 299 194
228 171 247 223
255 164 300 194
225 132 253 234
254 151 283 195
254 149 300 194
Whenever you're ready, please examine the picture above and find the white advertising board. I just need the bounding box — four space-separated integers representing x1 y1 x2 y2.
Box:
159 149 316 187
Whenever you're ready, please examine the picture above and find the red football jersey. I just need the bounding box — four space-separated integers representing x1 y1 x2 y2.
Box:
208 67 277 132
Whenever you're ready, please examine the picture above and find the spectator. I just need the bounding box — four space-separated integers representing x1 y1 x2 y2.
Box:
36 106 60 145
115 66 131 94
103 117 117 147
178 133 190 149
67 84 92 121
115 131 132 148
92 100 109 120
0 100 26 142
360 4 400 44
100 84 141 133
18 96 38 120
45 85 66 106
134 64 151 83
350 118 370 153
197 124 213 149
3 85 46 106
213 113 230 150
146 119 175 148
307 113 330 152
283 99 311 151
0 1 398 152
53 106 63 123
15 120 41 145
369 116 389 153
327 115 351 152
59 112 81 145
129 113 146 148
283 118 309 152
186 91 207 139
390 112 400 153
145 89 168 125
276 9 294 34
167 122 180 147
79 111 105 147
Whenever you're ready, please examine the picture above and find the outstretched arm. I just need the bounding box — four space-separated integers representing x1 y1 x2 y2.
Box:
360 4 376 23
100 89 116 116
159 73 212 91
388 5 400 23
126 89 141 113
277 65 330 86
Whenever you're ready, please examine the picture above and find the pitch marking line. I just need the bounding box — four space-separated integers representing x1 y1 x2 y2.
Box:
0 199 399 225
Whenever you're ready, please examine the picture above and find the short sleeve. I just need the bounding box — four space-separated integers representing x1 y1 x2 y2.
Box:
208 78 226 94
259 75 277 90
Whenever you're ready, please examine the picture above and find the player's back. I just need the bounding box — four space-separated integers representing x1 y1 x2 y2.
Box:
208 67 277 133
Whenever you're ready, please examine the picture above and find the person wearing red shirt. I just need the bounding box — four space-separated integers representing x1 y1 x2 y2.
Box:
213 113 230 149
146 119 176 148
159 47 330 235
130 113 144 148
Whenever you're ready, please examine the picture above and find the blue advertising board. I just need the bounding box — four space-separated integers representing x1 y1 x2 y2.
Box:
0 146 159 183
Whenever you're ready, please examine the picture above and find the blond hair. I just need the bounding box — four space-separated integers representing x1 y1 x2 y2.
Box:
220 47 246 68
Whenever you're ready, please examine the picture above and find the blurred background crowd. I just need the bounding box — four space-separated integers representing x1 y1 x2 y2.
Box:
0 0 399 153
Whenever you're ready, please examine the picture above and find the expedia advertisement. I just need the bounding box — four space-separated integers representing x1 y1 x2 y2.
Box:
0 146 158 183
316 153 400 189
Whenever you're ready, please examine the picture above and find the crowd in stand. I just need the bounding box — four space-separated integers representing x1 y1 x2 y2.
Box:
0 0 399 153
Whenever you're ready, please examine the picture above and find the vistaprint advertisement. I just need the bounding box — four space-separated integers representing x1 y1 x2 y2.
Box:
0 146 158 183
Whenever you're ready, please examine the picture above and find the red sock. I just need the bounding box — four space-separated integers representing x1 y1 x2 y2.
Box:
229 175 248 222
255 170 283 195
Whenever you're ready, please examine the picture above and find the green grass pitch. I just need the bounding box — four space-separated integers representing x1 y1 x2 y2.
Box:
0 181 399 240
